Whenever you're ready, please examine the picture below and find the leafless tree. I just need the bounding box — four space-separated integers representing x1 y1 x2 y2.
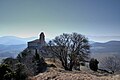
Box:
101 55 120 73
48 33 90 71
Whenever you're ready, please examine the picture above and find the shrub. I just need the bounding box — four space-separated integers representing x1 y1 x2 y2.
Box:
89 58 99 71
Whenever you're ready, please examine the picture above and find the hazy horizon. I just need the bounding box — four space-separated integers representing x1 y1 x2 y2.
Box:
0 0 120 42
1 34 120 43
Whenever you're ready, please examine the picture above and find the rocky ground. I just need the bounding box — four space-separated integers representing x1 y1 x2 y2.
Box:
29 59 120 80
29 67 120 80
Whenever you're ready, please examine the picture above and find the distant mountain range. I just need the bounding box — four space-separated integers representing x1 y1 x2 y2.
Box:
0 36 50 58
91 41 120 54
0 36 50 45
0 44 27 58
87 36 120 42
0 36 120 58
0 36 36 45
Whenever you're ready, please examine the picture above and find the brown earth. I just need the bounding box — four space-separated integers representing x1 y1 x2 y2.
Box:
29 58 120 80
29 67 120 80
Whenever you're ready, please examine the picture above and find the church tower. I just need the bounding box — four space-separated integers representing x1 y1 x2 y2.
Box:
39 32 45 46
27 32 46 50
39 32 45 42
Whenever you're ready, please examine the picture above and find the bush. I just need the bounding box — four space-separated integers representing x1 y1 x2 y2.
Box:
89 58 99 71
14 63 28 80
33 51 47 74
0 64 15 80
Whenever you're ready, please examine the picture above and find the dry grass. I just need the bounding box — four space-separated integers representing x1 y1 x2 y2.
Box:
29 67 120 80
29 58 120 80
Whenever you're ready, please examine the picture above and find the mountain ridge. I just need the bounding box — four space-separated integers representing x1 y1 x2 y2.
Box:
0 36 50 45
0 36 120 58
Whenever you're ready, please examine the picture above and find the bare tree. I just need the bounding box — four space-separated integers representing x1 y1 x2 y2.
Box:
48 33 90 71
101 55 120 73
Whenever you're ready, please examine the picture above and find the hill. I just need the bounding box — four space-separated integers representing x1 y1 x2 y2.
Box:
0 44 27 58
0 36 50 58
0 36 50 45
0 36 36 45
91 41 120 54
30 64 120 80
0 38 120 58
28 58 120 80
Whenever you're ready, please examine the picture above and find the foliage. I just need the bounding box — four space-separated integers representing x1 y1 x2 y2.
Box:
89 58 99 71
16 48 47 75
0 45 47 79
2 57 19 71
1 58 28 80
14 63 28 80
48 33 90 71
33 49 47 74
16 48 36 75
0 64 15 80
17 48 30 62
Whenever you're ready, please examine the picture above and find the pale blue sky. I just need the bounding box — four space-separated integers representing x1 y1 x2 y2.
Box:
0 0 120 41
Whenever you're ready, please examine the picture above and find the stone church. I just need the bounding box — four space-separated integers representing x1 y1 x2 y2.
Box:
27 32 51 57
28 32 46 49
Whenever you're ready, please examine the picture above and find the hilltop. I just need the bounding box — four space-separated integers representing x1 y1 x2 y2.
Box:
30 59 120 80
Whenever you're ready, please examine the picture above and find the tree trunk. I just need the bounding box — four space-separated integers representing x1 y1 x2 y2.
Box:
59 57 67 70
69 59 74 71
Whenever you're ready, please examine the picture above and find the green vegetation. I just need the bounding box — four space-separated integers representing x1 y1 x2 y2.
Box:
0 64 15 80
0 48 47 80
14 63 28 80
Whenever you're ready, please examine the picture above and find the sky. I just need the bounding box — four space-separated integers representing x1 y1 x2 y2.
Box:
0 0 120 42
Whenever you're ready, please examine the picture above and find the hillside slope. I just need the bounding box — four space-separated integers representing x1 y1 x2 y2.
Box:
29 59 120 80
30 68 120 80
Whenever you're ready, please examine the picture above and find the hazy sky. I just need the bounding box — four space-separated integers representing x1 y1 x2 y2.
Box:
0 0 120 41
